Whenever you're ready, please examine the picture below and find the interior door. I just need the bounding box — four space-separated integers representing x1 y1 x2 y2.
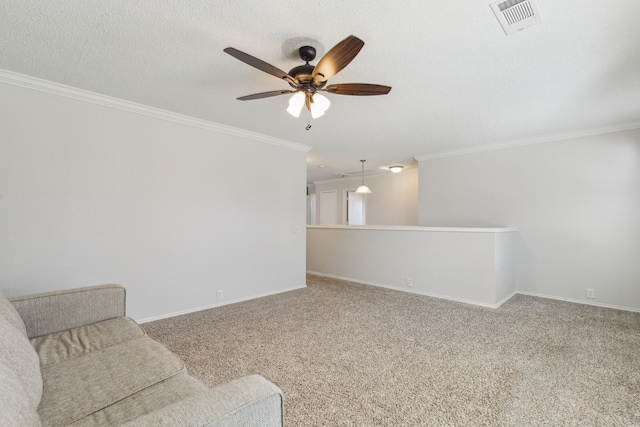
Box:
347 191 366 225
319 191 338 225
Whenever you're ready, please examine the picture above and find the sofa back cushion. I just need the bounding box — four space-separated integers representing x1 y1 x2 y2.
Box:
0 291 43 426
0 288 28 335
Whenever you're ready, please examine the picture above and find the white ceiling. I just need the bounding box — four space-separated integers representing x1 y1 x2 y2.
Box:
2 0 639 183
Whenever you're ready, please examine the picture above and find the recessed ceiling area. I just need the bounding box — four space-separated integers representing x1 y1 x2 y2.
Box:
1 0 639 183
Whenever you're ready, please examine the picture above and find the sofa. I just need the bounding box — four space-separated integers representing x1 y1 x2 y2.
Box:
0 284 284 426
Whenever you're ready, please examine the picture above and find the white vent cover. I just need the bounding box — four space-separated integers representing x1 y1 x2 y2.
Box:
491 0 541 35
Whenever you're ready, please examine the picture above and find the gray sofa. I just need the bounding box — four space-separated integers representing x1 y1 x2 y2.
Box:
0 284 284 426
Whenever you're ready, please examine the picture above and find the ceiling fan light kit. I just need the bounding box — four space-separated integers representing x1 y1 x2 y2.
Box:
224 35 391 129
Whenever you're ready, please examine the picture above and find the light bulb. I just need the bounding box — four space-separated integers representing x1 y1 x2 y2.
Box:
287 92 305 118
310 93 330 119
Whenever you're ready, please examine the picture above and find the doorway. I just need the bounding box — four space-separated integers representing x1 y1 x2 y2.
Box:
345 190 366 225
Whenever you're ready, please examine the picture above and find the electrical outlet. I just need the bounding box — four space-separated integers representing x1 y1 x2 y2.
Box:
405 278 413 287
217 290 223 299
586 288 595 299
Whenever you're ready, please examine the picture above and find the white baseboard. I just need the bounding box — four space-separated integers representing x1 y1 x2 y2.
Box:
138 279 639 323
495 290 519 308
136 284 307 324
307 271 511 309
515 291 640 313
307 272 640 313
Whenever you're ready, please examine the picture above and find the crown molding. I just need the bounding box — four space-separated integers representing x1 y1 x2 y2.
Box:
313 166 417 185
0 69 311 153
415 120 640 162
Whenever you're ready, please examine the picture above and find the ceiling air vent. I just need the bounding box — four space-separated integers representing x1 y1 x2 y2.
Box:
491 0 541 35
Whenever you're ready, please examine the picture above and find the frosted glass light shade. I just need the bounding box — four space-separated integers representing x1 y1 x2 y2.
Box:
310 93 330 119
287 92 305 118
389 166 404 173
355 185 372 194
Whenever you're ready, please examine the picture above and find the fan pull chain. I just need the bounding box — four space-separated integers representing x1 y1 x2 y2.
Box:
305 109 312 130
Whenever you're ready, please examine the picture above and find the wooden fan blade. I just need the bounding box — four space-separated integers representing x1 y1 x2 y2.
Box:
224 47 294 84
325 83 392 96
237 90 296 101
312 36 364 86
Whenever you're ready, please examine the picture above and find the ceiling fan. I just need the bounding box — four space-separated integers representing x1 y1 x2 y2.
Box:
224 35 391 128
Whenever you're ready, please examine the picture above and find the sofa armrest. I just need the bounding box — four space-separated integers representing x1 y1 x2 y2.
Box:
9 284 126 338
121 375 284 427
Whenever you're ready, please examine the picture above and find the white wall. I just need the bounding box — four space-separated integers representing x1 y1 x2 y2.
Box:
0 79 309 320
313 168 418 226
418 128 640 311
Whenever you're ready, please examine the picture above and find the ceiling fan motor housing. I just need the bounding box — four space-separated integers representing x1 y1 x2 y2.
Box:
298 45 316 63
287 46 323 90
287 64 317 89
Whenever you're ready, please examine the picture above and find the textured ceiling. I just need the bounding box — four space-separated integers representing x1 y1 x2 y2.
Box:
2 0 639 183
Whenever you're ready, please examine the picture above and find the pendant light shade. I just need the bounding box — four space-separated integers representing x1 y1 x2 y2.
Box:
355 184 372 194
355 159 372 194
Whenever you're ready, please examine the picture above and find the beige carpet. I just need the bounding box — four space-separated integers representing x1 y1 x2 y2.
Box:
143 274 640 426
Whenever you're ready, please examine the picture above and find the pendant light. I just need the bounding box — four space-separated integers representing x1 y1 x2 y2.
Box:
355 160 372 194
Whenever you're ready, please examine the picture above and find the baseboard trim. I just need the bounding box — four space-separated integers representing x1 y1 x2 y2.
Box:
515 291 640 313
307 271 510 309
307 272 640 312
138 279 639 323
137 284 307 324
495 290 519 308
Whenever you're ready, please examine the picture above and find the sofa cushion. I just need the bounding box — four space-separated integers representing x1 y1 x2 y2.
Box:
31 316 145 366
68 372 208 427
0 292 43 426
119 375 284 427
10 285 126 338
38 336 186 427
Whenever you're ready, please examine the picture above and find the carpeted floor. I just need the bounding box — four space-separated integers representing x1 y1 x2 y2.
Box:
143 274 640 426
